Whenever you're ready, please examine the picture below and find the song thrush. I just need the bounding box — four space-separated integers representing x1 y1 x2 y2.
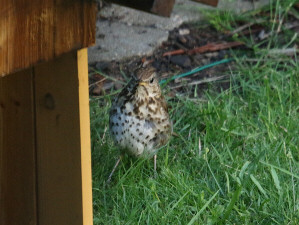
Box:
108 67 171 182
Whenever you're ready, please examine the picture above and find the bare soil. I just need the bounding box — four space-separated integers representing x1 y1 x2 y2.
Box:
89 12 299 98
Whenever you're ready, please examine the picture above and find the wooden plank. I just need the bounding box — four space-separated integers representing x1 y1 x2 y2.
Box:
77 49 93 225
34 50 92 225
192 0 219 7
0 69 37 225
108 0 175 17
0 0 96 76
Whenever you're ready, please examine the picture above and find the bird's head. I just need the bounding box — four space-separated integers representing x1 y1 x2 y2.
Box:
133 67 161 98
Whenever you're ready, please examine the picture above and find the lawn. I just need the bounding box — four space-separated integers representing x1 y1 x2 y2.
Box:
90 1 299 224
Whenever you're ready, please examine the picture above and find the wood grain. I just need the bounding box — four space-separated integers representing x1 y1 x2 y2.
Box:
0 69 37 225
34 50 92 225
0 0 96 76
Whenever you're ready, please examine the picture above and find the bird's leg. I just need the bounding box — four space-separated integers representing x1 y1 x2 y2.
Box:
154 154 157 178
107 155 123 183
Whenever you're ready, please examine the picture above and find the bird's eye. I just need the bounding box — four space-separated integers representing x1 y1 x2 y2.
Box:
150 78 154 83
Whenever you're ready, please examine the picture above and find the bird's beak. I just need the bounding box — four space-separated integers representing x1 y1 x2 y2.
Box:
139 82 147 87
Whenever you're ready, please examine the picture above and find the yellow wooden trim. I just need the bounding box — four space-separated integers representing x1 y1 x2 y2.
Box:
77 48 93 225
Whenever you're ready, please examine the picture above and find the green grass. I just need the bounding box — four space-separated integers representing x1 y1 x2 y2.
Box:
90 1 299 224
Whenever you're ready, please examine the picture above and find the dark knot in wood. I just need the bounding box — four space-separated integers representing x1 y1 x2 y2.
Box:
44 93 55 110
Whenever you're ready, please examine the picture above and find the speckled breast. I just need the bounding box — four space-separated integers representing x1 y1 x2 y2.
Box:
109 103 170 157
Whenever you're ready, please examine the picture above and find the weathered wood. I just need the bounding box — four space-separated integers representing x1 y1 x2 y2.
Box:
34 49 92 225
0 69 37 225
108 0 175 17
192 0 219 7
0 0 96 76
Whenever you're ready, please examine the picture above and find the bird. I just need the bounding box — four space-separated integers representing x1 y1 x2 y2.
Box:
108 66 171 182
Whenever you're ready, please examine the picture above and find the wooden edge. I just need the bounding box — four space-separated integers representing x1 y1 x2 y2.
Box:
107 0 175 17
77 48 93 225
192 0 219 7
151 0 175 17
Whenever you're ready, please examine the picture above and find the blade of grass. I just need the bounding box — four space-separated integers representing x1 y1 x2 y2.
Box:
270 166 281 195
260 161 299 179
187 190 219 225
91 68 126 84
225 172 230 193
164 191 190 218
206 159 224 195
239 161 251 179
221 185 242 222
250 175 267 197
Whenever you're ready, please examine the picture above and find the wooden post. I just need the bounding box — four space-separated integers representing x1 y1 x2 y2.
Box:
0 1 96 223
34 49 93 225
0 69 37 225
0 49 93 225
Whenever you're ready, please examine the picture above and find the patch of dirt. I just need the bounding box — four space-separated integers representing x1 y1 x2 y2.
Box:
89 22 240 98
89 9 299 98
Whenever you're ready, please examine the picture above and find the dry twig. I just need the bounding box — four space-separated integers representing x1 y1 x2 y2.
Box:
163 41 244 57
171 75 228 89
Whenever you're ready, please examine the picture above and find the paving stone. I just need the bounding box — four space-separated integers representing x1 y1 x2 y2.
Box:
88 0 269 63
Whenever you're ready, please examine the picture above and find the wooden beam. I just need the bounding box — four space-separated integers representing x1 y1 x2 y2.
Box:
34 49 93 225
0 69 37 225
192 0 219 7
0 0 96 76
107 0 175 17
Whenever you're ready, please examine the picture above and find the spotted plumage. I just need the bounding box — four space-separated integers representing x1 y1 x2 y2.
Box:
109 67 171 158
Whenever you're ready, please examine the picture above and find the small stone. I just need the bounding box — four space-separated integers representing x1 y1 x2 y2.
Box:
92 84 103 95
258 29 266 40
95 61 109 71
170 55 191 68
178 36 187 44
179 29 190 35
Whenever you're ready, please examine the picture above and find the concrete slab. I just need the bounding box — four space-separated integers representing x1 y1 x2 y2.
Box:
218 0 270 13
88 0 269 64
88 0 211 63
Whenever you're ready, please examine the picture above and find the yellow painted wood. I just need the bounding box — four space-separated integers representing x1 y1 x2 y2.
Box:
0 69 37 225
77 48 93 225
